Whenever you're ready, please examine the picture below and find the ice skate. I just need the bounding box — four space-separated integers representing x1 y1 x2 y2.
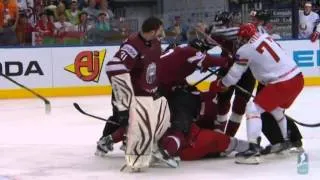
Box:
261 141 290 155
152 147 180 168
235 137 261 165
95 135 114 157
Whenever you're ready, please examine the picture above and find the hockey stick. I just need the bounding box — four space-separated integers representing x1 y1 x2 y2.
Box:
203 68 320 127
73 102 120 125
192 68 221 87
0 73 51 114
233 84 320 128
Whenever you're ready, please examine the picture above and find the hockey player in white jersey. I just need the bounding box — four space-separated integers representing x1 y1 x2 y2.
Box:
299 1 320 42
209 23 304 164
251 9 304 154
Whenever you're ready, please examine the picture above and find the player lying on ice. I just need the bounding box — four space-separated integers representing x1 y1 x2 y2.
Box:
96 38 264 168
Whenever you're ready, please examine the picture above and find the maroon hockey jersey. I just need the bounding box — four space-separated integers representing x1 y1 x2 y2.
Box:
158 46 227 95
106 33 162 96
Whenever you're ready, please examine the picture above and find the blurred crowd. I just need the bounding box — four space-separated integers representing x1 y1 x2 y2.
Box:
0 0 132 46
2 0 320 47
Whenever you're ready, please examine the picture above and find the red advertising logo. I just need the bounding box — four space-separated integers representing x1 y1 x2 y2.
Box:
64 49 106 82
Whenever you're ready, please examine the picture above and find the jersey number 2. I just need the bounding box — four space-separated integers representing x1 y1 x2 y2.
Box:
256 40 280 62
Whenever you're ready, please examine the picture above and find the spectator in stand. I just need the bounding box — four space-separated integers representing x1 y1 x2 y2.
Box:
83 0 99 25
77 11 92 32
65 0 80 25
99 0 114 20
95 12 110 31
0 0 19 45
46 9 55 23
166 16 189 43
54 13 73 36
17 0 28 11
299 1 320 42
118 17 130 36
45 0 57 17
25 4 37 26
60 0 72 9
34 2 45 23
55 2 66 20
35 12 54 36
16 12 33 45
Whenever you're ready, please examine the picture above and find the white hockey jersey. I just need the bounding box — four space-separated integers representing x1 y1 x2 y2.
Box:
222 33 301 86
299 10 320 38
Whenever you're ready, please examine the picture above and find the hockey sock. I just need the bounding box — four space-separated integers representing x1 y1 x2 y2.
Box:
111 127 126 143
270 108 288 140
287 116 303 142
262 112 285 144
225 112 243 137
215 114 228 132
246 117 262 143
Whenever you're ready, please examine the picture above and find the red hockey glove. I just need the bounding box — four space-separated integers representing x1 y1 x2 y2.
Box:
209 79 228 93
200 91 217 102
311 31 320 42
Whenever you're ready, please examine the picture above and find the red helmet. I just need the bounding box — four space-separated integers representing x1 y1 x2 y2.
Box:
238 23 257 38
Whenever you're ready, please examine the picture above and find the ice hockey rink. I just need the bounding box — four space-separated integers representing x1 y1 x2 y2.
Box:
0 87 319 180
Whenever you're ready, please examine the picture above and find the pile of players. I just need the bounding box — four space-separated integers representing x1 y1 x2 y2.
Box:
95 10 305 172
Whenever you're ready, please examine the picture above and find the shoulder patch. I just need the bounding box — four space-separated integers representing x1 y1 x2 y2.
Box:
234 54 248 65
121 44 138 58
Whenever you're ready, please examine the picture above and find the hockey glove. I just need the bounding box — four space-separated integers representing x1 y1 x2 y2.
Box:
209 79 228 93
311 31 320 42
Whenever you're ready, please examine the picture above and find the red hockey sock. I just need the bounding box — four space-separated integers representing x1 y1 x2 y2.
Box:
225 121 241 137
111 127 126 143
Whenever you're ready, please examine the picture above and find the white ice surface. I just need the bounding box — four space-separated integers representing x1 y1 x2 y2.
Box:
0 87 320 180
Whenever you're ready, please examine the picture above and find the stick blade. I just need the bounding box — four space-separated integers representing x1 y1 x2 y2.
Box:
73 103 84 113
45 101 51 114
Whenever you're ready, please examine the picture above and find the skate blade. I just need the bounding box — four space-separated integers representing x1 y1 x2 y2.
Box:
94 149 108 157
151 154 180 168
120 164 145 173
289 147 304 154
235 156 261 165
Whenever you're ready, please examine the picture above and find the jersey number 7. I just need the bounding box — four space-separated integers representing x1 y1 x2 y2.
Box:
256 38 280 62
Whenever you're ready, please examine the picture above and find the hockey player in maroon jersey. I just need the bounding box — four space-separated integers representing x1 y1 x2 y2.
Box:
157 39 228 137
102 89 257 162
157 89 258 161
96 16 171 172
203 11 256 136
95 38 230 167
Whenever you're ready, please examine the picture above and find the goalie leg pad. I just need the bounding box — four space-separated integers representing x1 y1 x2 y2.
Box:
125 96 170 169
153 96 171 142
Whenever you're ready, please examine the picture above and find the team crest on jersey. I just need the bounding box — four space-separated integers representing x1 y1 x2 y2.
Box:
299 24 307 31
146 62 156 84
